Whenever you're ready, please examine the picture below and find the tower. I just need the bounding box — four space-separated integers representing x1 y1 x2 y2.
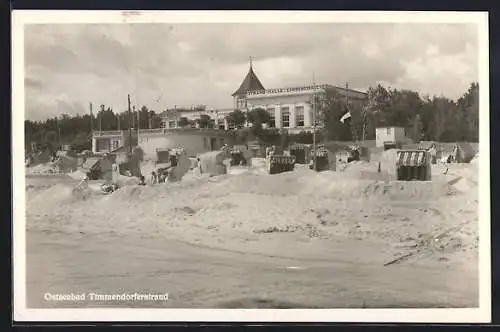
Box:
232 57 265 111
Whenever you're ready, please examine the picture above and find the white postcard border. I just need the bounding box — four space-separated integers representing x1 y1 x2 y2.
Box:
12 10 491 323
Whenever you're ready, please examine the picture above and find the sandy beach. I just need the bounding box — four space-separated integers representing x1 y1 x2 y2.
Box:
25 158 479 308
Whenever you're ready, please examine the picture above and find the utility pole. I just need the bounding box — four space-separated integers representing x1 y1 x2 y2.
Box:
132 105 136 130
345 82 356 142
117 110 121 131
128 94 132 154
89 102 94 133
100 104 104 132
312 73 317 171
56 116 61 148
89 102 94 152
137 105 140 142
362 105 367 142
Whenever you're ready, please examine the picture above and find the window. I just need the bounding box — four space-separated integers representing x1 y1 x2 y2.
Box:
386 128 392 135
281 107 290 128
227 119 235 130
203 137 208 149
168 120 177 129
111 139 120 151
295 106 304 127
161 121 167 129
237 97 246 109
267 108 276 128
217 118 225 129
96 139 108 152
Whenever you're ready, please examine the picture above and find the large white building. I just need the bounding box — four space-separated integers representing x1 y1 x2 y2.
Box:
161 61 368 133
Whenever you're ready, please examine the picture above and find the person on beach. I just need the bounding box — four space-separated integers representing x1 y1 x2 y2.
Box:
159 171 167 183
428 143 437 164
150 171 157 184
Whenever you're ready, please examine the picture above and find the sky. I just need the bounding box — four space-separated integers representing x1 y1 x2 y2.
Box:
24 23 478 121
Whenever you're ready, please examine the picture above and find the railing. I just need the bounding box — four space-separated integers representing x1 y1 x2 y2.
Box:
93 129 166 137
92 130 124 137
139 128 165 134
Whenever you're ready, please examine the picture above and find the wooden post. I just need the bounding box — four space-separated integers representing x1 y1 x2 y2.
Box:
128 95 132 154
312 74 317 171
99 104 104 132
89 102 94 133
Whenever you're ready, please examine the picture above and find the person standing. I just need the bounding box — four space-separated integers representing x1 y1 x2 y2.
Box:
150 171 158 184
428 144 437 164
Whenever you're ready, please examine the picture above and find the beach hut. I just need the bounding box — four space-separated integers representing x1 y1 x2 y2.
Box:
289 143 312 164
198 150 227 176
454 142 476 163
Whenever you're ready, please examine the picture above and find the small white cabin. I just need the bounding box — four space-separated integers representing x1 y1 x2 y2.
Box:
375 127 405 148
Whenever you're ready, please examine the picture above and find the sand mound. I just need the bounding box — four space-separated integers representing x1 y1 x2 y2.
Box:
470 152 479 164
26 163 58 175
27 183 99 212
378 149 398 176
205 169 450 201
67 169 88 180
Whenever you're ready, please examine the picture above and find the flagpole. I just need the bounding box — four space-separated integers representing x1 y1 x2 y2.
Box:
99 104 104 133
56 116 61 148
312 73 317 171
117 110 121 131
89 102 94 134
137 105 140 143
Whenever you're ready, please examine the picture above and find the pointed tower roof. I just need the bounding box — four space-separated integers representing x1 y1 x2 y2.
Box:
232 58 265 96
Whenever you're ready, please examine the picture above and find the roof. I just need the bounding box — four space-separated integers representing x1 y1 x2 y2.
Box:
376 126 405 130
111 145 128 153
159 109 180 119
232 64 265 96
82 157 101 169
396 150 429 167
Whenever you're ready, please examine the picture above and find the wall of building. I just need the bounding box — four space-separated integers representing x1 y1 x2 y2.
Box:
247 93 314 130
138 130 233 158
92 130 138 154
375 127 406 147
247 90 366 132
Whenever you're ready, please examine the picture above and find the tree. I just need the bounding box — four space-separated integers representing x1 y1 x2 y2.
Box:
384 89 422 128
310 87 350 141
177 117 190 128
457 82 479 142
198 114 211 128
226 110 246 129
365 84 391 135
411 114 423 143
247 108 270 129
139 106 150 129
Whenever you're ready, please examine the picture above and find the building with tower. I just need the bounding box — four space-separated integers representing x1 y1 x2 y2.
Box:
160 59 368 133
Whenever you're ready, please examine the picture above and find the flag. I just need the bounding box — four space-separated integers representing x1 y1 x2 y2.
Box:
340 108 351 124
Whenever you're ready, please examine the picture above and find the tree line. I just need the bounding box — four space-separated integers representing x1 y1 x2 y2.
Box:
25 82 479 152
315 82 479 143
